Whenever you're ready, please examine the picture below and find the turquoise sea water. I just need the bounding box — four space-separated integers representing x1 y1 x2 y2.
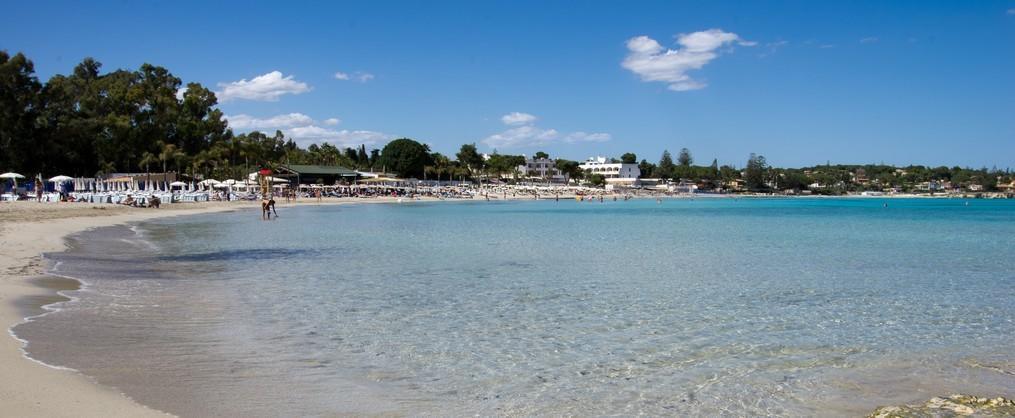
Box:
17 198 1015 416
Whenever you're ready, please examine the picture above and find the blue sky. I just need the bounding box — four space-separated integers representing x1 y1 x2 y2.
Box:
4 0 1014 168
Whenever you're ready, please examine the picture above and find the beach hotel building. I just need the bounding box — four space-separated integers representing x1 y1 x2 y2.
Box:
579 156 640 187
516 156 566 182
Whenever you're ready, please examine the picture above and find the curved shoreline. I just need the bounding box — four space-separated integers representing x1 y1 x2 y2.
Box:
2 197 1010 416
0 196 460 416
0 202 248 417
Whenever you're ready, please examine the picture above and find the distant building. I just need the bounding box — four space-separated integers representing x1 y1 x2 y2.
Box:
579 156 640 186
516 157 565 182
672 179 698 194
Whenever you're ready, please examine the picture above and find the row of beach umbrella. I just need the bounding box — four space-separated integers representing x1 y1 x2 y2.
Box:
2 172 77 190
3 171 289 193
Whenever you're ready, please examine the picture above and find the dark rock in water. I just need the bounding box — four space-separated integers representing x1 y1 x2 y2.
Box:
868 395 1015 417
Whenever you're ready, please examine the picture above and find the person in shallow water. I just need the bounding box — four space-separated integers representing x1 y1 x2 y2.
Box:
262 197 275 219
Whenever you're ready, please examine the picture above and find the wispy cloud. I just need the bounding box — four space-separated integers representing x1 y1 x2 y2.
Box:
216 71 310 102
860 37 879 44
759 40 789 58
482 113 610 148
334 71 375 83
225 113 389 148
1007 8 1015 15
225 113 314 130
501 112 537 125
622 29 752 91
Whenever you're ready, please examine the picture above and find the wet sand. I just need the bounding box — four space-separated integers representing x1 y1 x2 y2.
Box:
0 201 247 417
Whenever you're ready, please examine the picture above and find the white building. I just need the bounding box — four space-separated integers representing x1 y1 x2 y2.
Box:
516 157 565 182
579 156 640 186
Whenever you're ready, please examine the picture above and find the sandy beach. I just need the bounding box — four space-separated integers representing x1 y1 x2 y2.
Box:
0 201 254 417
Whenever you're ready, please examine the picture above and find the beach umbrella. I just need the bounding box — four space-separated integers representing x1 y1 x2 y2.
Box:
47 175 73 183
1 172 24 191
170 181 186 187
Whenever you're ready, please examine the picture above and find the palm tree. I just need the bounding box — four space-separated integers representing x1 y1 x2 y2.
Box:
139 152 157 174
158 142 176 173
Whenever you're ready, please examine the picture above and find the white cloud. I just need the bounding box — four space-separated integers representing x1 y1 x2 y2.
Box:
287 126 391 148
482 113 610 148
216 71 310 102
1007 8 1014 15
484 126 560 148
819 44 836 49
334 71 375 83
501 112 537 125
622 29 750 91
860 37 879 44
323 118 341 126
225 113 314 130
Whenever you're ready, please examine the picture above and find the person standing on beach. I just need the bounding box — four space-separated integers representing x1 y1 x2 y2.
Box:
35 177 43 202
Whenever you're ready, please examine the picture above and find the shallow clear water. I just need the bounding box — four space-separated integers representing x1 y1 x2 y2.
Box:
16 198 1015 416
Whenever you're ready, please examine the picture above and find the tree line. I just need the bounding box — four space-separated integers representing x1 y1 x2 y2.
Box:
0 51 400 180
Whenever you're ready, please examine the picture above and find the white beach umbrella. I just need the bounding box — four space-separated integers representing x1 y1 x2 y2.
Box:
170 181 186 187
47 175 72 183
1 172 24 190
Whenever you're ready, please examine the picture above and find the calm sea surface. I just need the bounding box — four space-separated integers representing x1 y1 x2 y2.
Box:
15 198 1015 416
